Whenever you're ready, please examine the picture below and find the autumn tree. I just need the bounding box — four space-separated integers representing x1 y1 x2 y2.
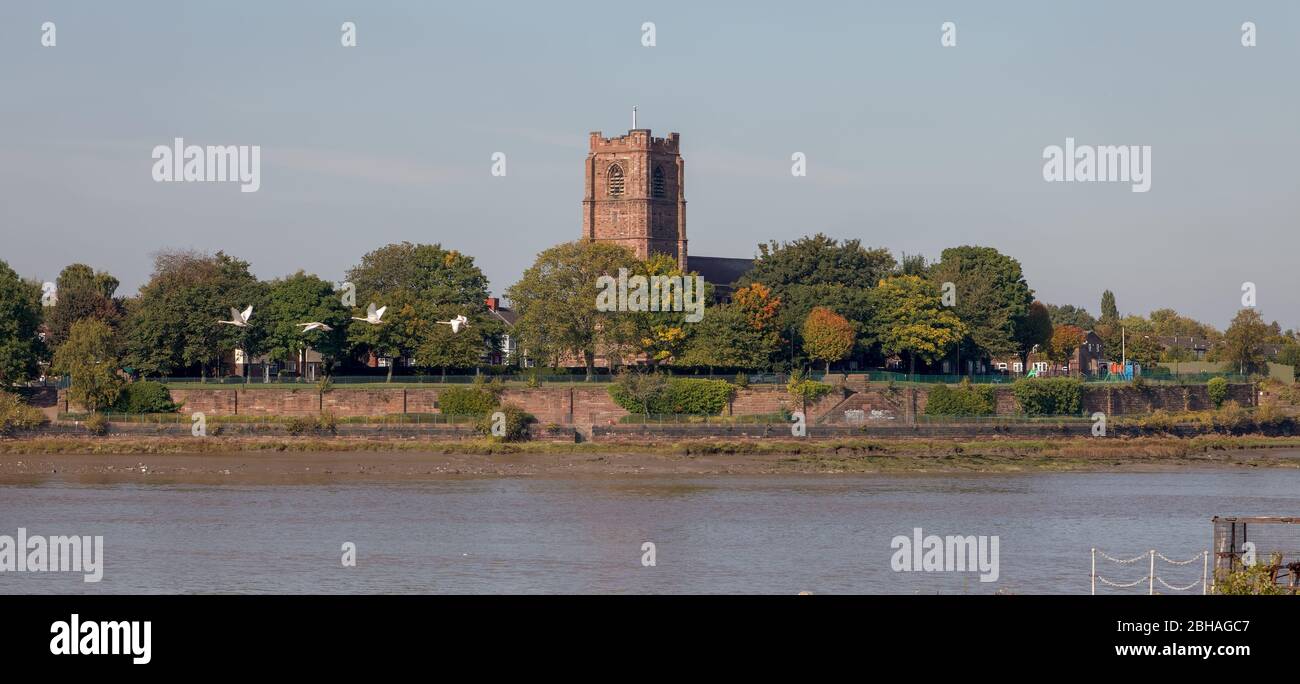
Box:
1047 324 1086 368
873 275 966 377
801 307 854 373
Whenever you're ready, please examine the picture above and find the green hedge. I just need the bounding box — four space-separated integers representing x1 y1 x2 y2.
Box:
609 378 736 415
1012 378 1082 416
437 387 500 416
924 383 996 416
112 381 178 414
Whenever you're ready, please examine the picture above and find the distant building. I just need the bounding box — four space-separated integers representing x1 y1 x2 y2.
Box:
583 125 753 299
1156 335 1212 360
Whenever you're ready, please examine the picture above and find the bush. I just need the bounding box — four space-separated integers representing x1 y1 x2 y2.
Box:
475 404 535 442
0 392 46 436
925 382 996 416
83 412 110 436
734 372 749 389
1207 377 1228 408
1216 554 1293 595
609 377 736 415
1012 378 1082 416
112 381 178 414
284 413 338 436
437 387 501 416
786 370 834 410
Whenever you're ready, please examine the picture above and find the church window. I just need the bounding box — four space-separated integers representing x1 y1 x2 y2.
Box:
607 164 625 197
652 166 666 198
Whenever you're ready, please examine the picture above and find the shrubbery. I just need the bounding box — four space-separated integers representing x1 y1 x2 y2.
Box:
437 387 501 416
1012 378 1082 416
0 392 46 436
1207 377 1228 408
284 412 338 435
786 370 835 411
609 377 736 415
112 381 178 414
925 382 996 416
475 403 535 442
83 412 110 436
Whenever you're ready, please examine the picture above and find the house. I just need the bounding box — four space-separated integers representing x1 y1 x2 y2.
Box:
484 297 522 366
1156 335 1212 360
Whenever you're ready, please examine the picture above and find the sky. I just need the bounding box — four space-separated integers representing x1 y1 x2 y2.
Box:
1 1 1297 330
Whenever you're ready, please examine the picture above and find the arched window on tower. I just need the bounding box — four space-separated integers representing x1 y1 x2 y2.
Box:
652 166 666 198
607 164 625 197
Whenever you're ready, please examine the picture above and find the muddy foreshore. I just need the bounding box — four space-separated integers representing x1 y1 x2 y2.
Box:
0 435 1298 482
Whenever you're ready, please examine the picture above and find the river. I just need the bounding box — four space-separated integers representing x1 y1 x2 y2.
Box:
2 463 1298 594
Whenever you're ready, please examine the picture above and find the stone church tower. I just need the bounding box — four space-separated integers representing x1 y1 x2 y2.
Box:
582 128 687 269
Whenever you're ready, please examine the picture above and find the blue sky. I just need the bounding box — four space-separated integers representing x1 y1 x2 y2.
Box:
2 1 1297 329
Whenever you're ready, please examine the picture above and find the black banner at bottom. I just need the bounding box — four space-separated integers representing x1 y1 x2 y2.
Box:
2 595 1291 670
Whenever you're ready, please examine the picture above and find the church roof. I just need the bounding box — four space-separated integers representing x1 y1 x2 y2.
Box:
687 255 754 288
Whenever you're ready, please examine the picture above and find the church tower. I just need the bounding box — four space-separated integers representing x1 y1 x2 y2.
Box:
582 126 687 269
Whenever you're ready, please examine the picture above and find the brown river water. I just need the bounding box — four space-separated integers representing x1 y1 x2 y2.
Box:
2 452 1298 594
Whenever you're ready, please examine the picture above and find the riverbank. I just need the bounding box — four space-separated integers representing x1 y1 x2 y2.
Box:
2 435 1299 481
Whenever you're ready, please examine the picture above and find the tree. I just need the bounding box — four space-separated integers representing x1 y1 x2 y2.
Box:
737 234 893 366
1047 324 1086 368
121 251 264 379
262 272 349 378
873 275 966 377
1221 308 1271 375
345 242 496 377
52 319 122 412
346 242 489 308
0 260 42 387
801 307 854 373
44 263 122 350
1016 301 1054 368
1045 303 1096 331
929 246 1035 363
506 241 640 379
1100 290 1119 322
677 304 777 371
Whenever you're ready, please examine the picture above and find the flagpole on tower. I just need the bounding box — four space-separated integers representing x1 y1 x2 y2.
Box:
632 105 638 129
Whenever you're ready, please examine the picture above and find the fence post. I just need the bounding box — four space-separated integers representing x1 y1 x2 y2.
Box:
1090 547 1096 595
1202 550 1209 595
1149 550 1155 595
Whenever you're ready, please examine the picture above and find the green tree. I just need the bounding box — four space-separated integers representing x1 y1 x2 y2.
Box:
1221 308 1271 375
873 275 966 376
801 307 855 373
1016 301 1054 368
737 234 893 365
506 241 640 379
52 319 122 412
0 260 42 387
121 251 264 379
929 246 1035 363
345 242 496 378
262 272 349 378
1045 303 1097 331
45 263 122 350
1100 290 1119 322
677 304 779 371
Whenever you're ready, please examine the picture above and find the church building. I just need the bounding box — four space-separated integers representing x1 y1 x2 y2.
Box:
582 122 753 299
